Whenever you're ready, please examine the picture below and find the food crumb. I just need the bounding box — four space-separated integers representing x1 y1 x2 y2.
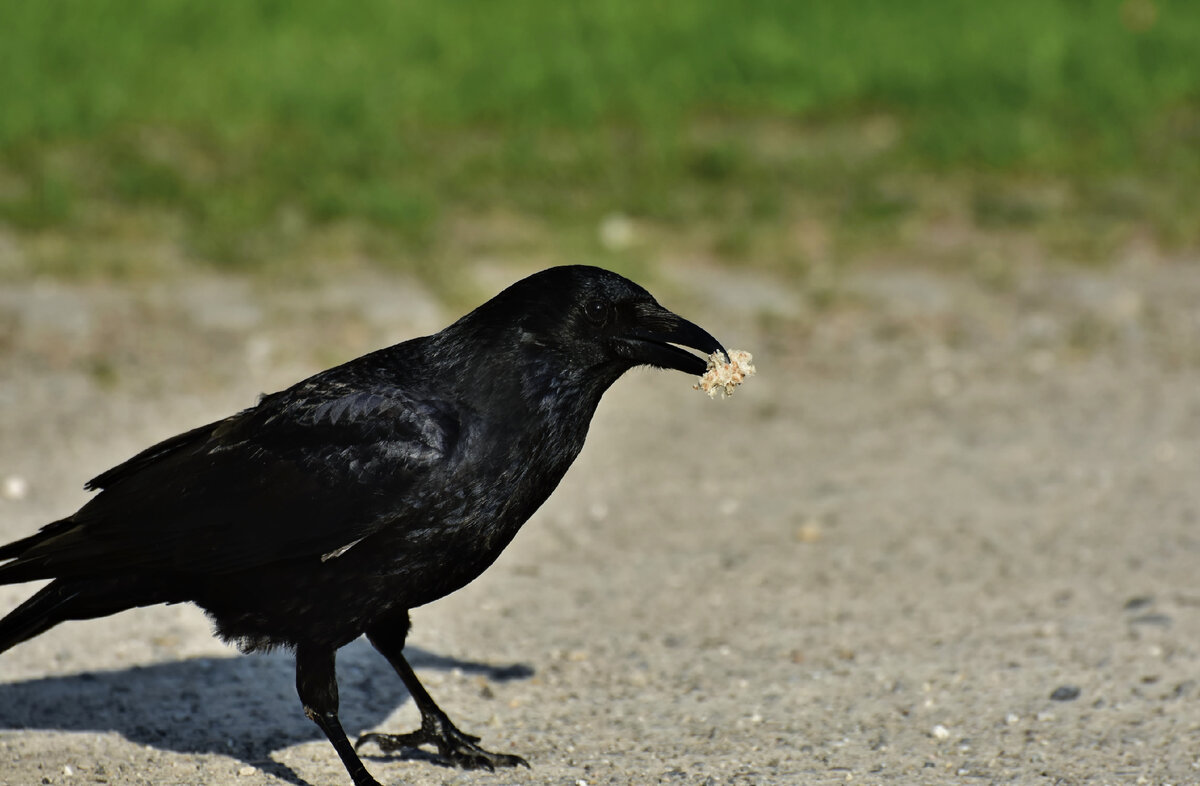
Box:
694 349 756 398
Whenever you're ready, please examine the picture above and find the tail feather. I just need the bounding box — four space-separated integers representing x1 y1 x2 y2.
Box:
0 581 84 655
0 558 53 587
0 531 46 563
0 538 27 563
0 576 167 655
0 517 79 585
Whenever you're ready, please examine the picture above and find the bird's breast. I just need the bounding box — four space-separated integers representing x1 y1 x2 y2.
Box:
375 415 589 606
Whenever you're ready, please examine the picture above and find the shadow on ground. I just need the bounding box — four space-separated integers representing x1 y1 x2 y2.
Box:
0 640 532 784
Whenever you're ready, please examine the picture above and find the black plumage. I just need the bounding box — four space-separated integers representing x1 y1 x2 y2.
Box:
0 265 726 785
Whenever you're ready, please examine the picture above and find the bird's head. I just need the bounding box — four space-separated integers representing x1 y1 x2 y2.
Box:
464 266 727 387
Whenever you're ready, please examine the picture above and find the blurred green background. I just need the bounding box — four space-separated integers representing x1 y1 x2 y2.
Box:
1 0 1196 295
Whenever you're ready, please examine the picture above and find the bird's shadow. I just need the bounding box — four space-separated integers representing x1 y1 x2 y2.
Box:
0 640 533 785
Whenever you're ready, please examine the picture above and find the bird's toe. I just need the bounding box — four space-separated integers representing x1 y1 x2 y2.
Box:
355 727 527 771
447 746 529 771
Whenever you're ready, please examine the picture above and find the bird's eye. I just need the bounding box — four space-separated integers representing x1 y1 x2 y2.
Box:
584 299 609 326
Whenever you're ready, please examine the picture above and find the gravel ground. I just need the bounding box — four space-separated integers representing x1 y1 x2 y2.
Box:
2 259 1199 785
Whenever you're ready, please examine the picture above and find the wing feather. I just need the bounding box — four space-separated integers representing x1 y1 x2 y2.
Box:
7 383 460 580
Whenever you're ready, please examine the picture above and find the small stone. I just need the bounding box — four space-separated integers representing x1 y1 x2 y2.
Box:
1050 685 1081 702
1 475 28 501
1124 595 1154 611
1005 712 1020 725
931 724 950 740
795 519 822 543
1130 613 1172 628
237 765 257 776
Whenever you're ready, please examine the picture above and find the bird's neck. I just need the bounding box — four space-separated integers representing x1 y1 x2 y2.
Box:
519 348 622 423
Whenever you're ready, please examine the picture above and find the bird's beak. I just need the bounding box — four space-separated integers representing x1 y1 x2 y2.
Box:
616 302 728 375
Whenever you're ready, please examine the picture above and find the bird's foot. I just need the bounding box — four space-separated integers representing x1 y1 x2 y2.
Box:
355 713 528 771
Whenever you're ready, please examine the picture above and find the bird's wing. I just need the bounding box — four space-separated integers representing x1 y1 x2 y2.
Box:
13 383 462 578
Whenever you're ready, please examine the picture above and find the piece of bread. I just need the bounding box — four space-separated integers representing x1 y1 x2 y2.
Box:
694 349 755 398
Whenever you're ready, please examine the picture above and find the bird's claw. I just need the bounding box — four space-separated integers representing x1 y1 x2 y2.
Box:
356 719 528 771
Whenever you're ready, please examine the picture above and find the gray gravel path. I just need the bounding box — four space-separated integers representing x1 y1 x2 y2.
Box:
2 260 1199 785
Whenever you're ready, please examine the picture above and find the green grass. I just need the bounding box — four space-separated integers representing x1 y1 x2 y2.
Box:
1 0 1197 284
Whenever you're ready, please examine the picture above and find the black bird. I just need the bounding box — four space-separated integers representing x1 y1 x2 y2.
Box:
0 265 727 786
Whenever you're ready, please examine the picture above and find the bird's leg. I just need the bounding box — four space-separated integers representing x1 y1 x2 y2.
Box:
295 644 383 786
356 618 529 770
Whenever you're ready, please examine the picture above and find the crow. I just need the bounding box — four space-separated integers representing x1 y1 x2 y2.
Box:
0 265 727 786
